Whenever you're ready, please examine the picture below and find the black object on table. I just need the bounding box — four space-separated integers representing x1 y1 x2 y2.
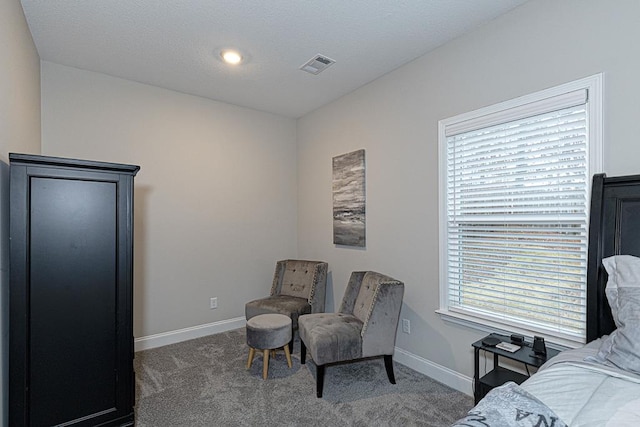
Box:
472 333 560 404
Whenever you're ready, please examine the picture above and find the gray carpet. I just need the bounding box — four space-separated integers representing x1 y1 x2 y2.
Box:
134 328 473 426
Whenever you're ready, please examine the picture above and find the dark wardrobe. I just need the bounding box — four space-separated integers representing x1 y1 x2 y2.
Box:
9 153 140 426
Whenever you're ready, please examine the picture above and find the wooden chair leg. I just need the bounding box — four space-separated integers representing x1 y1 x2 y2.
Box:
300 340 306 364
271 349 276 359
384 355 396 384
283 344 292 368
316 364 325 398
246 347 255 369
262 349 270 380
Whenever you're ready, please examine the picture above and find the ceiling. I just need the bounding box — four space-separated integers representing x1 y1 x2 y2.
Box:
21 0 529 118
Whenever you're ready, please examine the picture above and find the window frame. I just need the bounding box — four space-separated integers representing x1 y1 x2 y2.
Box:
437 74 603 348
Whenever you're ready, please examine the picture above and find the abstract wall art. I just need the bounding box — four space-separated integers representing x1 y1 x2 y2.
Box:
332 149 365 247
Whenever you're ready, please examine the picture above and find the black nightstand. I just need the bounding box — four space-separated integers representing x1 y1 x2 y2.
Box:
472 333 560 404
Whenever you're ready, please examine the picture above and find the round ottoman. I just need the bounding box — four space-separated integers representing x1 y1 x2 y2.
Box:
246 313 293 379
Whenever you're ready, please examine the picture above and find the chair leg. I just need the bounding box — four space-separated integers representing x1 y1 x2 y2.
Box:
246 347 255 369
262 349 270 380
300 340 306 364
288 338 294 354
384 355 396 384
283 344 292 368
316 364 325 398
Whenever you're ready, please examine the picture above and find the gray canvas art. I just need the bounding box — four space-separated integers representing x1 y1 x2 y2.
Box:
333 149 365 247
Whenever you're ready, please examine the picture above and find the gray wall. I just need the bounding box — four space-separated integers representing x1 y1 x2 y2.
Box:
41 61 298 338
297 0 640 385
0 0 41 160
0 0 41 424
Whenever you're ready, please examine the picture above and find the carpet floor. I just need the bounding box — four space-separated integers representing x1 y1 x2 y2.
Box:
134 328 473 426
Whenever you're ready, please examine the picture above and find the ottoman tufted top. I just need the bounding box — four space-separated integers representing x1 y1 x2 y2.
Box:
247 313 291 330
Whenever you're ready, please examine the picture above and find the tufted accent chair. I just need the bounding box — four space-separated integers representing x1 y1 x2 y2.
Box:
245 260 328 351
298 271 404 397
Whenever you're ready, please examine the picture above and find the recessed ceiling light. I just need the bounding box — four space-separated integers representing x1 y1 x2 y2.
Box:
221 50 242 65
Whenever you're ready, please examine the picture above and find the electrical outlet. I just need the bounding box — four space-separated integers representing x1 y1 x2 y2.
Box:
402 318 410 334
210 297 218 309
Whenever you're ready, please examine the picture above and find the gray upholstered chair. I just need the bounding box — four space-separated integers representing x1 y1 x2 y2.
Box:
298 271 404 397
245 259 328 351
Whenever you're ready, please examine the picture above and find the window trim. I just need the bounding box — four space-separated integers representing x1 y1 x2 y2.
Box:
437 74 603 348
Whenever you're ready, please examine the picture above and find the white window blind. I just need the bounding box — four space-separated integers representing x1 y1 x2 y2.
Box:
442 86 596 344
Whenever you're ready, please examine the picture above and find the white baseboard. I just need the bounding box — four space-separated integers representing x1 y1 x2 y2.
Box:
134 317 246 352
394 346 473 396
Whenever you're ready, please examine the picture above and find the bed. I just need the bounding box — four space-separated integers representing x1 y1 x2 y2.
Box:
453 173 640 427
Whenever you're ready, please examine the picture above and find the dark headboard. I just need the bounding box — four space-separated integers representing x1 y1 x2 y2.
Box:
586 173 640 341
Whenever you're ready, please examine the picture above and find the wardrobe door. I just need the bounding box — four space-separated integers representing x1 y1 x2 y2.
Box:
9 154 139 427
30 177 118 425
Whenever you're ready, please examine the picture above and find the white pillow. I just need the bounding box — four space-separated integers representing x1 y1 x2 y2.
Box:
602 255 640 326
591 255 640 374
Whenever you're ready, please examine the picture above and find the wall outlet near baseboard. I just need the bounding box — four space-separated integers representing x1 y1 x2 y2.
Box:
402 318 410 334
210 297 218 309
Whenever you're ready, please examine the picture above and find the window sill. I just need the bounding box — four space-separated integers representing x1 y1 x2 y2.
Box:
436 309 575 351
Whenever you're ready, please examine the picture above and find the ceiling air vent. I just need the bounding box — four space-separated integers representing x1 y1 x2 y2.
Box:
300 54 336 75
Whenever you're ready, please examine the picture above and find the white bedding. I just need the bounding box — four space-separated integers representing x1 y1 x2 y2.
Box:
521 339 640 426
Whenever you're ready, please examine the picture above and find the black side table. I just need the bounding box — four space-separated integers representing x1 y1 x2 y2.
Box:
472 333 560 404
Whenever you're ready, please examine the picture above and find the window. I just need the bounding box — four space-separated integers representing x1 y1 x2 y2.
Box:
438 75 602 346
